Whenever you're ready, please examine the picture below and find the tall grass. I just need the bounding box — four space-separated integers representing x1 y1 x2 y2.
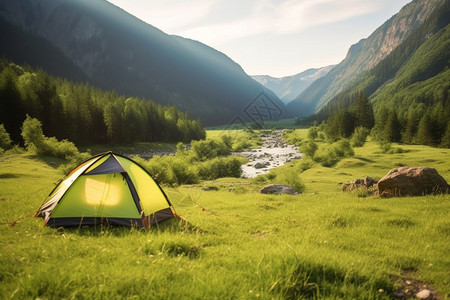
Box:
1 133 449 299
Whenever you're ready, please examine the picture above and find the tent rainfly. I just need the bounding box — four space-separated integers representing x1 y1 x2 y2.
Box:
35 151 176 229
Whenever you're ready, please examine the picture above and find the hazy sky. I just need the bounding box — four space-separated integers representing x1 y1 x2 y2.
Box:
107 0 412 77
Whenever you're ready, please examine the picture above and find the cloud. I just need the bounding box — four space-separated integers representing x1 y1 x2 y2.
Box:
109 0 215 32
177 0 385 45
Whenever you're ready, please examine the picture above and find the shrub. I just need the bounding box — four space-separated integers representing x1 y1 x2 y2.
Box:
0 124 12 150
139 155 198 186
233 140 252 152
313 146 339 167
45 137 79 160
332 139 354 158
350 127 370 147
254 172 277 182
197 156 246 180
307 126 318 140
296 157 314 173
274 171 305 194
21 115 81 160
300 140 318 157
21 115 46 154
169 157 198 185
313 139 354 167
377 141 406 154
190 139 230 161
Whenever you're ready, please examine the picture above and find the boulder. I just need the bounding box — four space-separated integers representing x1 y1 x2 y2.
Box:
254 162 265 169
260 184 298 195
377 167 449 197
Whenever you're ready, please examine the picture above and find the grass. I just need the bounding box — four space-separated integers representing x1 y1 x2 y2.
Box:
1 131 449 299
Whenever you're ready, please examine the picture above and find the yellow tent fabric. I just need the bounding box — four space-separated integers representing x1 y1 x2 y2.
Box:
35 151 175 228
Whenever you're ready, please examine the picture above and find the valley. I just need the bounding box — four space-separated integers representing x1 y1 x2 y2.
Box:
0 0 449 299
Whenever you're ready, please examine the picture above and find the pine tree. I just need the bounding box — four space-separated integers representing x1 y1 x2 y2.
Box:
383 110 402 142
440 121 450 148
352 91 374 129
416 112 434 145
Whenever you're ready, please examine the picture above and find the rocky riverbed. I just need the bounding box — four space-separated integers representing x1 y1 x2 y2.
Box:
235 130 302 178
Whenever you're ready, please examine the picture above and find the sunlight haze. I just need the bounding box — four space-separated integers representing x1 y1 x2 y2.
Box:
107 0 412 77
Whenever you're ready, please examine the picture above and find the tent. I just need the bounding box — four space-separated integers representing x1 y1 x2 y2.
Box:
35 151 176 228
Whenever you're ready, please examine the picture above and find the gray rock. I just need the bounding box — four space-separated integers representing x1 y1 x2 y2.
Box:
260 184 298 195
393 291 405 299
254 162 265 169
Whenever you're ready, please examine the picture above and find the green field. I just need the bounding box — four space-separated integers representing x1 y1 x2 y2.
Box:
1 130 449 299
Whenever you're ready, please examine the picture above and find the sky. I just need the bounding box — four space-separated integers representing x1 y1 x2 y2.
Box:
107 0 412 78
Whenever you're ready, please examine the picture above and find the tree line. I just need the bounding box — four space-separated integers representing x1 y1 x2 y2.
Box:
0 60 205 146
301 89 450 148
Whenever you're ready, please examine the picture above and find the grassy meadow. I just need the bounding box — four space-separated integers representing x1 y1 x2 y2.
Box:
1 129 449 299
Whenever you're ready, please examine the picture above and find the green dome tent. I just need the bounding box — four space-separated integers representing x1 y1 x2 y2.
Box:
35 151 176 229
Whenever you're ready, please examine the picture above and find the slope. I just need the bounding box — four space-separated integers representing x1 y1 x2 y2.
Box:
286 0 444 118
305 0 449 146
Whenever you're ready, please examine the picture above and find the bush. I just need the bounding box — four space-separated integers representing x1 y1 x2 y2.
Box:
21 115 81 160
307 126 318 140
233 140 252 152
197 156 246 180
296 157 314 173
169 157 198 185
139 155 198 186
137 155 172 185
45 137 80 160
313 139 354 167
190 139 230 161
332 139 354 158
21 115 46 154
274 171 305 194
254 172 277 182
377 141 405 154
350 127 370 147
0 124 12 150
300 140 318 157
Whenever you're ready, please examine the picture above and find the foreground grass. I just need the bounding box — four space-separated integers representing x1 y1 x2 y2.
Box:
0 138 449 299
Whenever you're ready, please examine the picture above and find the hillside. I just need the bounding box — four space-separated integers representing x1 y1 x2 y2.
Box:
286 0 445 117
308 0 450 146
252 66 334 104
0 0 284 126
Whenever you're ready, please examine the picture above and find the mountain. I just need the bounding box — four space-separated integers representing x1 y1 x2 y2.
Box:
304 0 449 146
0 0 284 126
252 65 335 104
286 0 445 117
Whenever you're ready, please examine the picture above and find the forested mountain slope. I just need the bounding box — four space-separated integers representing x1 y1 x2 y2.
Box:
308 0 450 147
0 61 205 145
0 0 283 126
286 0 444 117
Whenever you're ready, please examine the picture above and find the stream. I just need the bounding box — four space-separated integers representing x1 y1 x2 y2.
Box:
235 130 302 178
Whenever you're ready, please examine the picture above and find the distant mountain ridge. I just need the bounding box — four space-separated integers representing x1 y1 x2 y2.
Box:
0 0 284 126
286 0 445 117
252 65 334 104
